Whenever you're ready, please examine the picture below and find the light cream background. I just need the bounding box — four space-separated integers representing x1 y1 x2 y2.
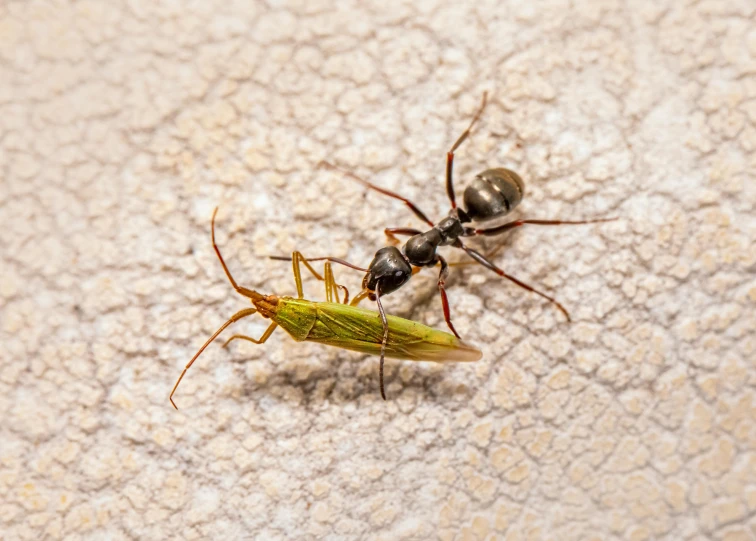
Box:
1 1 755 540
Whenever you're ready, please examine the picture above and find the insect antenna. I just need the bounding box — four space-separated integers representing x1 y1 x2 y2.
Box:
210 207 264 302
169 207 265 409
267 254 369 273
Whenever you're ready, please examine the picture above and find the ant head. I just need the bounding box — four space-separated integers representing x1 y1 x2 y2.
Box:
463 168 525 222
404 230 442 266
363 246 412 298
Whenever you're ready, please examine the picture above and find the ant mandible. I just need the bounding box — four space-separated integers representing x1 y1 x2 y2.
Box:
273 92 615 397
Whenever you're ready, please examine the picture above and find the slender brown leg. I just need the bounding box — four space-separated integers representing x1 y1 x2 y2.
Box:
385 227 422 245
319 161 435 227
169 307 260 410
474 217 618 261
222 321 278 348
374 283 389 401
446 92 488 208
474 217 617 237
448 259 477 268
435 254 460 338
457 241 571 321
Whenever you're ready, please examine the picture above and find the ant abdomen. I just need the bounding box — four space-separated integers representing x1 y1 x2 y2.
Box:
463 168 525 222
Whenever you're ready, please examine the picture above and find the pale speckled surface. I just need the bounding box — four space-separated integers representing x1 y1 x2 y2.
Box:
1 1 755 540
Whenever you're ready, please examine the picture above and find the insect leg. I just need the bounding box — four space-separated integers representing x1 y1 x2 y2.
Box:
323 261 349 304
473 217 617 237
456 241 571 321
446 92 488 208
448 260 477 268
472 217 618 261
169 307 259 410
435 254 460 338
323 261 335 303
374 283 389 401
291 252 350 302
349 288 371 307
291 251 321 298
385 227 422 245
222 322 279 348
318 160 435 227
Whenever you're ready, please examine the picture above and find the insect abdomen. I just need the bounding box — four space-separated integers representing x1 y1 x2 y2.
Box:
307 302 482 362
463 168 524 222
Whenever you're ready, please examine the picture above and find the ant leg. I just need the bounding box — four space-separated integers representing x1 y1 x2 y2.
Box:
385 227 422 245
318 161 435 227
374 283 389 401
473 217 617 237
457 241 571 321
446 92 488 208
448 260 477 268
222 322 279 348
169 307 260 410
435 254 460 338
473 217 618 260
449 216 617 267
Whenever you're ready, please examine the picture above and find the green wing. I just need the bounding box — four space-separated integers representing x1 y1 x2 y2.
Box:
305 302 481 362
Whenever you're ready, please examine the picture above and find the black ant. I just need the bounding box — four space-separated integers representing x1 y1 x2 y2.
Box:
273 92 615 398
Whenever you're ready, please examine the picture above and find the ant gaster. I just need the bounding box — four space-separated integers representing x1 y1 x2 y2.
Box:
273 92 615 399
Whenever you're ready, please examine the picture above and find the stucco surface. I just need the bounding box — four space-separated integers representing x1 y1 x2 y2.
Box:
2 1 755 540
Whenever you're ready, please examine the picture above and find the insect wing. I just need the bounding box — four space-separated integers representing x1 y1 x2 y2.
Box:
308 302 481 362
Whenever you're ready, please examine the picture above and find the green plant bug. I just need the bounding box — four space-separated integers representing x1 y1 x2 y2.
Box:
169 208 482 409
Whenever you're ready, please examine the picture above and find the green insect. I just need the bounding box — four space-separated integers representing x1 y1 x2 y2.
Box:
169 208 482 409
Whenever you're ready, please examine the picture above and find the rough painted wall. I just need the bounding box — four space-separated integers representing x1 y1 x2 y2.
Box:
1 1 754 540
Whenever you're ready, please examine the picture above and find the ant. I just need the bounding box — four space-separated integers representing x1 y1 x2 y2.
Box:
273 92 615 396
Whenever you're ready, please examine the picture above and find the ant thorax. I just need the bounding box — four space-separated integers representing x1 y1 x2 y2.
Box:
435 214 467 245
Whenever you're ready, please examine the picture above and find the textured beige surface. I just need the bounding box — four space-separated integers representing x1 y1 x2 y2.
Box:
2 1 755 540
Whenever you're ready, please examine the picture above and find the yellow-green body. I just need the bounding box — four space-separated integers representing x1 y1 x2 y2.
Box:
168 209 483 409
272 297 482 363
